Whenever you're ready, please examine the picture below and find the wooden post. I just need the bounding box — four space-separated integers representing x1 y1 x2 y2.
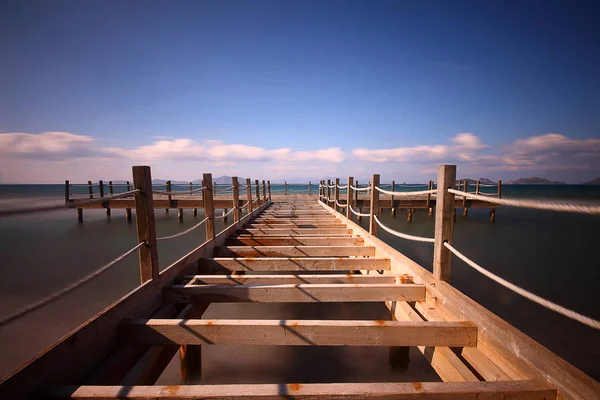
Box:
262 180 266 202
179 304 205 383
107 181 113 217
126 181 132 222
99 180 104 198
284 181 287 196
64 180 70 206
191 182 198 216
165 180 172 213
189 182 193 195
491 180 501 223
88 180 93 199
427 180 433 216
320 180 324 201
232 177 240 223
391 180 396 217
334 178 340 212
267 181 272 201
178 208 184 222
498 180 502 198
355 180 361 222
347 177 353 220
476 180 480 195
246 178 253 213
326 179 331 208
463 180 468 217
223 208 228 223
77 208 83 223
308 181 311 196
369 174 380 236
203 173 215 241
254 180 260 206
132 166 159 283
433 164 456 283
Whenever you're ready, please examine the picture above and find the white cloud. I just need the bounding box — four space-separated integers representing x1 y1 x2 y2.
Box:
353 145 448 163
0 132 94 155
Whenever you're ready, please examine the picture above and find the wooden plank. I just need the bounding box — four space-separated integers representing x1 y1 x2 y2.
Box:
240 228 353 235
247 223 345 228
47 380 557 399
132 166 159 282
199 257 390 271
185 273 404 285
459 347 512 382
225 236 364 246
433 164 456 283
119 319 478 347
164 283 425 303
214 245 375 257
317 200 599 399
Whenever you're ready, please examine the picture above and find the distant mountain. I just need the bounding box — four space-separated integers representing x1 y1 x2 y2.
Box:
582 176 600 185
458 177 496 185
506 177 567 185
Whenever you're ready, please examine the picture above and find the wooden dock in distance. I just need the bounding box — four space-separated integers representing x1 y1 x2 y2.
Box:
0 166 597 399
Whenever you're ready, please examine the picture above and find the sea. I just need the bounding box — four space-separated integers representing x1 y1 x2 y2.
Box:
0 183 599 384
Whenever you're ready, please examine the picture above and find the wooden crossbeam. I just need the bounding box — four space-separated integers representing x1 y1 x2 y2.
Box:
119 319 478 347
247 223 344 228
164 283 425 303
47 381 556 399
199 257 390 271
184 273 408 285
240 228 353 235
214 245 375 257
226 237 364 246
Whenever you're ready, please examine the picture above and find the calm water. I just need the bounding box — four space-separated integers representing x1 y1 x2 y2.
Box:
0 184 599 383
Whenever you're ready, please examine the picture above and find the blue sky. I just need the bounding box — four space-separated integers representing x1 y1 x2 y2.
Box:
1 0 599 183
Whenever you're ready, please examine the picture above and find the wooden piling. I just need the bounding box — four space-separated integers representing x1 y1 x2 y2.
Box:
125 181 132 222
165 181 172 213
232 177 240 223
356 180 361 222
77 208 83 223
189 182 193 195
179 304 206 384
204 173 215 240
427 180 433 216
246 178 253 213
254 180 260 206
223 208 227 223
267 181 272 201
433 164 456 283
99 180 104 199
463 180 468 217
498 180 502 198
347 177 353 221
391 180 396 217
107 181 113 217
178 208 184 222
132 166 159 283
476 180 480 195
88 180 93 199
308 181 311 196
334 178 340 212
262 180 266 202
64 180 70 206
284 181 287 196
369 174 380 236
407 209 412 223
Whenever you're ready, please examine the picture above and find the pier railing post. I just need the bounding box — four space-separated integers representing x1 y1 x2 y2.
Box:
246 178 253 213
232 177 240 223
284 181 287 196
125 181 132 222
433 164 456 283
355 180 361 222
267 181 272 201
262 180 266 202
107 181 113 217
99 180 104 198
254 180 260 206
326 179 331 208
320 180 324 201
203 173 215 241
308 181 311 196
369 174 380 236
334 178 340 212
88 181 93 199
166 180 172 214
463 180 468 217
498 180 502 198
132 166 159 283
347 177 353 220
64 180 70 206
427 180 433 216
391 180 396 217
476 180 480 195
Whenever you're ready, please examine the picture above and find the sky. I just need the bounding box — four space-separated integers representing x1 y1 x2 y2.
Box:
1 0 599 183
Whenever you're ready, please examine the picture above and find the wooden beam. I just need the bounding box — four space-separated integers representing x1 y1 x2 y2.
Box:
225 236 364 246
433 164 456 283
214 245 375 257
164 283 425 303
239 228 353 235
247 223 344 228
119 319 478 347
199 257 390 271
245 178 253 213
184 273 406 285
132 166 159 283
203 173 215 240
231 177 240 223
48 380 556 399
369 174 380 235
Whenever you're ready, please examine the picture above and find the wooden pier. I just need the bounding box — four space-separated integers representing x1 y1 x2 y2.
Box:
1 165 598 399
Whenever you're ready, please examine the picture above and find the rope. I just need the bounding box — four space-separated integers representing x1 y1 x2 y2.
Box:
157 217 209 241
240 201 250 209
396 184 428 187
215 185 234 191
373 215 435 243
327 197 335 203
335 200 348 208
375 187 436 196
152 186 206 196
0 241 145 327
215 207 237 219
448 189 600 215
350 185 370 192
444 242 600 330
349 205 370 217
336 184 348 189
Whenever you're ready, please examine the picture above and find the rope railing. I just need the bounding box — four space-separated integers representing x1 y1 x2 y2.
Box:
448 189 600 215
152 186 207 196
157 217 209 241
0 241 145 327
373 215 435 243
327 197 335 203
349 185 370 192
335 200 348 208
349 205 370 217
240 200 250 209
336 184 348 189
444 242 600 330
214 207 237 219
374 186 436 197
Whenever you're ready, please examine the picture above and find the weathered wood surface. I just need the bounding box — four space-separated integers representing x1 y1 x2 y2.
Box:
184 273 407 285
119 319 478 347
214 245 375 257
225 236 364 246
199 257 390 271
48 380 556 399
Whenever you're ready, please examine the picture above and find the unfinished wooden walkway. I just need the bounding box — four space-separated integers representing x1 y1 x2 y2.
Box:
1 165 599 399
